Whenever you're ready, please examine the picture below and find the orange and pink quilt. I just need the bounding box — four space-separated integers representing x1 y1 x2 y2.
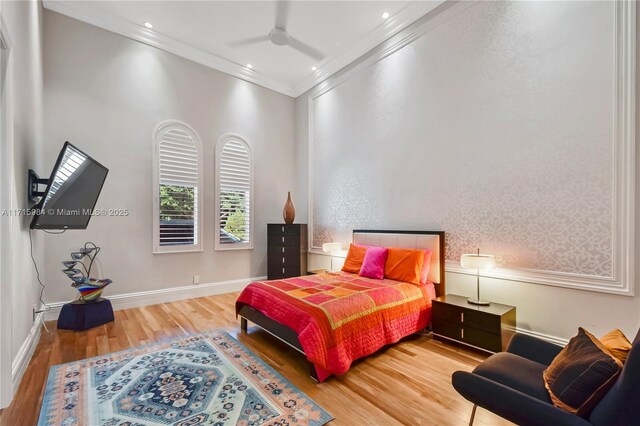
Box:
236 271 435 381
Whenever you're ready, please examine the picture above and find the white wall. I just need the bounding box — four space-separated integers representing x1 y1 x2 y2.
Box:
42 11 297 304
0 0 45 406
300 1 640 342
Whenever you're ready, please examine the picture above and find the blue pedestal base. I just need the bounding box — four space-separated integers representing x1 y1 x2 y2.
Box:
57 298 114 331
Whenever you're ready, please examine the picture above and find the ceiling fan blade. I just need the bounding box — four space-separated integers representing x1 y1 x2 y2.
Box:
288 36 325 61
275 0 290 30
228 35 270 47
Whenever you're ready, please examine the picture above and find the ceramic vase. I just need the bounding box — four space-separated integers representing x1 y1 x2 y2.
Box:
283 192 295 224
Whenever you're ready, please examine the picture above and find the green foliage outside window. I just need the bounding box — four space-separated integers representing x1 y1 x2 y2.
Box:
160 185 195 222
221 190 248 241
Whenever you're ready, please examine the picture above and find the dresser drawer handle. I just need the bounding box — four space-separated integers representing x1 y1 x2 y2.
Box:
282 226 284 233
282 247 284 253
282 257 285 264
461 312 464 323
461 328 464 339
282 237 285 243
282 267 285 274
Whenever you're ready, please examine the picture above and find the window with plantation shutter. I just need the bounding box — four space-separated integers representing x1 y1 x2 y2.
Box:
152 121 203 253
215 134 253 250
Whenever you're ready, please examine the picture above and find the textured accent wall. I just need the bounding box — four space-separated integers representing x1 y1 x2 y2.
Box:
311 1 617 278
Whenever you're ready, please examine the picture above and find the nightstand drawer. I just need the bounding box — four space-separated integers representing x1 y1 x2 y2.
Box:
432 294 516 353
433 319 502 353
433 301 502 334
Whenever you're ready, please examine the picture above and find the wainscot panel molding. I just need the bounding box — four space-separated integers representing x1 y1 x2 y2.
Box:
43 277 264 321
307 0 636 295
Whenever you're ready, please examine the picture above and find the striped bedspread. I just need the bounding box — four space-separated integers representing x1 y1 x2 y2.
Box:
236 271 435 381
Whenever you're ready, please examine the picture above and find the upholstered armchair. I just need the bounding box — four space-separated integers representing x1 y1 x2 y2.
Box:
452 329 640 426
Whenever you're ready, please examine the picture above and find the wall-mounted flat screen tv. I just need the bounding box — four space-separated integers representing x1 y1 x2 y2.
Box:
30 142 109 230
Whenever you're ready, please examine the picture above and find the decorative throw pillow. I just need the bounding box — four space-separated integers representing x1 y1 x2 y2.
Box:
384 248 425 285
359 246 388 279
543 328 623 418
341 244 368 274
600 329 632 364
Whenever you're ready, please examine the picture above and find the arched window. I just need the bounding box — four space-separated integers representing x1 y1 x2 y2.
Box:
215 134 253 250
152 121 203 253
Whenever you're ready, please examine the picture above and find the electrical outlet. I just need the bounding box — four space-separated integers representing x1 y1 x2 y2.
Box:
193 274 200 285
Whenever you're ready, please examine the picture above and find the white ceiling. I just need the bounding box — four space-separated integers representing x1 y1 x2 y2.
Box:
43 1 445 97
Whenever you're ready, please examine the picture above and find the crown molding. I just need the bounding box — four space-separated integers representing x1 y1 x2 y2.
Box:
43 0 445 98
43 0 297 97
291 0 446 97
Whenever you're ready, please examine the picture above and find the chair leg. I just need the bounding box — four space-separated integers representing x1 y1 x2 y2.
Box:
240 317 247 333
469 404 478 426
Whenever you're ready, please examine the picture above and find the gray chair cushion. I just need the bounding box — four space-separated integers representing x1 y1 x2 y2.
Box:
474 352 552 403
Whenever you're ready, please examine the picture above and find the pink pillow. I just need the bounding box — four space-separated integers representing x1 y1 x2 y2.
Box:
359 246 389 279
421 249 433 284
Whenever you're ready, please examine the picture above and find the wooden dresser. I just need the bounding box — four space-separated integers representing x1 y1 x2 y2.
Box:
432 294 516 353
267 224 307 280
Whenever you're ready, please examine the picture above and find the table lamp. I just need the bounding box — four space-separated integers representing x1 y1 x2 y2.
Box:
460 248 496 306
322 242 342 272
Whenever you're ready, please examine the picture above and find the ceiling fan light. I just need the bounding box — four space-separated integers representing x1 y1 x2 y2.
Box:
382 12 390 19
269 28 290 46
311 66 317 71
144 22 153 29
246 64 253 69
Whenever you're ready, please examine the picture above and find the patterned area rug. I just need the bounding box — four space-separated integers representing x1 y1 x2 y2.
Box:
38 330 333 426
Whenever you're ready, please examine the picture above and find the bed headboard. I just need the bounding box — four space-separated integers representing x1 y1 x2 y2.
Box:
352 230 445 296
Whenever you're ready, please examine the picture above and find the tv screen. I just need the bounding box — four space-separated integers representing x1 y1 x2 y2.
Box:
30 142 109 230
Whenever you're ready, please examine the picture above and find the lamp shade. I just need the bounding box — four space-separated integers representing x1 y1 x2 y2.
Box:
322 242 342 253
460 253 496 270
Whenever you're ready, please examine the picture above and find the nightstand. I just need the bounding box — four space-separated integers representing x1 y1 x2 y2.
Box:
432 294 516 353
307 269 328 275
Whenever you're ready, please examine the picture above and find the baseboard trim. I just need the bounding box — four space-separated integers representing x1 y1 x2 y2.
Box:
12 311 44 396
515 327 569 347
43 276 265 322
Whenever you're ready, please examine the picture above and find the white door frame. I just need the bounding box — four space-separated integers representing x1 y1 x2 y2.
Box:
0 11 14 409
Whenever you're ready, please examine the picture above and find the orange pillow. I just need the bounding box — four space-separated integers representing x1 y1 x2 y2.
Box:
600 329 632 363
384 248 425 284
341 244 367 274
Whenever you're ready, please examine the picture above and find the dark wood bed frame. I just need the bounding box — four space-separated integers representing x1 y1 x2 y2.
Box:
237 229 446 381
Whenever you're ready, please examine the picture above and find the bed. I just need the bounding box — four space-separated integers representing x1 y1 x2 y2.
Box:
236 230 445 381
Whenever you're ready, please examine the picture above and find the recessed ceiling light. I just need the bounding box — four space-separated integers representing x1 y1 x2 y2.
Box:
144 22 153 29
246 64 253 69
382 12 390 19
311 66 317 71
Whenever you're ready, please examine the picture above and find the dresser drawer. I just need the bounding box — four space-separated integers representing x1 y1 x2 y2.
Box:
268 234 301 247
267 245 302 256
268 224 301 236
267 265 302 279
268 255 301 268
433 319 502 353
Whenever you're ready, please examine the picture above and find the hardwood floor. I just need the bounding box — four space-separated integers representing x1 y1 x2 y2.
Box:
0 292 512 426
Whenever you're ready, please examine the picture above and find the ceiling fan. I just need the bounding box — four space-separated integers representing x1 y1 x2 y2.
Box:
229 0 325 61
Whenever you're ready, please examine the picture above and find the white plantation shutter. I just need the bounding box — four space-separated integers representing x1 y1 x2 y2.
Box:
153 121 203 253
216 135 253 250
